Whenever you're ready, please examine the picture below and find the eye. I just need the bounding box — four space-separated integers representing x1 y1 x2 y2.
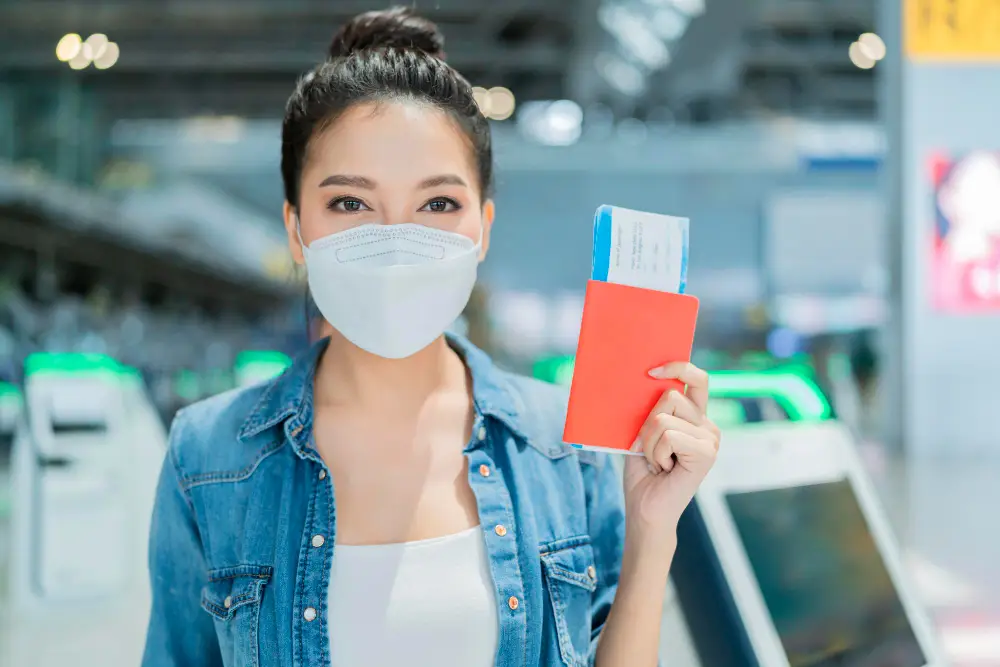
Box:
327 196 370 213
421 197 462 213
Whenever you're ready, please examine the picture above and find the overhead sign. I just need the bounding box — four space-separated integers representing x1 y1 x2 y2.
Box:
906 0 1000 61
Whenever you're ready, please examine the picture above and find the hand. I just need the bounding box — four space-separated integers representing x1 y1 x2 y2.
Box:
623 362 721 550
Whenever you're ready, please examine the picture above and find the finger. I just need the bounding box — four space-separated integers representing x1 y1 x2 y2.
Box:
703 417 721 451
648 412 705 439
667 430 718 473
648 362 710 413
637 412 673 474
651 430 675 473
634 426 661 475
649 389 702 425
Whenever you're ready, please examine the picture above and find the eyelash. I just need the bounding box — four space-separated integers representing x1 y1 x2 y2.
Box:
326 196 370 213
325 196 462 213
421 197 462 213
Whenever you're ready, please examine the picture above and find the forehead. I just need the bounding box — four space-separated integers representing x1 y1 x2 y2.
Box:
307 101 475 181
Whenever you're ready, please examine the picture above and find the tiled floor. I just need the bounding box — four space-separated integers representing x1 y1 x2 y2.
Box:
0 438 997 667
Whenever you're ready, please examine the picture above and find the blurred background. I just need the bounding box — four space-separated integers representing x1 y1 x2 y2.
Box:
1 0 999 665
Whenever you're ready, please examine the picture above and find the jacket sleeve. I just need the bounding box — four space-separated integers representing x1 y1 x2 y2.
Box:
142 412 222 667
582 455 628 667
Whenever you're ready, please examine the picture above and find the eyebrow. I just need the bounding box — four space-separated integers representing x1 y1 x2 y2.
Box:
317 174 468 190
418 174 468 189
318 174 376 189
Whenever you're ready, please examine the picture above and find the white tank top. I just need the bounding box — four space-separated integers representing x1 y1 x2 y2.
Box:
327 526 499 666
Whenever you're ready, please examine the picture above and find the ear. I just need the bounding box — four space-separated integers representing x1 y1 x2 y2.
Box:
283 201 305 265
479 199 495 262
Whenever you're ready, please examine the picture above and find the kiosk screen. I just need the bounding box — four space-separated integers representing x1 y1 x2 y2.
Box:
725 480 926 667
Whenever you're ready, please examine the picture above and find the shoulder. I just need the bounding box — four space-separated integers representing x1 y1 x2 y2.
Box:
166 380 281 486
494 370 606 470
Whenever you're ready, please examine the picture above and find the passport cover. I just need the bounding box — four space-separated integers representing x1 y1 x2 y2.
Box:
564 280 700 452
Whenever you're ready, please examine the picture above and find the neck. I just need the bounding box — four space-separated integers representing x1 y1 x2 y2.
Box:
314 329 467 413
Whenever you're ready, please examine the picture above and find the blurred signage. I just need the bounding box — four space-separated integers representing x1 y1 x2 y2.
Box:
929 152 1000 312
796 123 885 172
905 0 1000 61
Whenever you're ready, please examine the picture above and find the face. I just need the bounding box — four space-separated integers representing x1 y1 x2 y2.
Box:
284 101 494 264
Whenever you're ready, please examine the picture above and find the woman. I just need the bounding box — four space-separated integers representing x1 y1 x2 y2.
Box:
142 7 720 667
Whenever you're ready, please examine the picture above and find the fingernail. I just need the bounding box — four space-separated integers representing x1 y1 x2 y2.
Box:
648 367 667 379
630 437 642 452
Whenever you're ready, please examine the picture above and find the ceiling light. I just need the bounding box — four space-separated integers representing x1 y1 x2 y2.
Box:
94 42 120 70
595 53 646 96
471 86 491 116
68 52 91 70
671 0 706 16
56 33 82 62
652 8 690 41
858 32 887 61
517 100 583 146
599 5 671 70
487 86 515 121
84 33 110 61
848 42 876 70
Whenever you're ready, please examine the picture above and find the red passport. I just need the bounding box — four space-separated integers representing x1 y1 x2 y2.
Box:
564 280 700 452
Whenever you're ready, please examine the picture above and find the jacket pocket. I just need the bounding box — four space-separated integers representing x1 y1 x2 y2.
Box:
201 564 272 667
540 537 598 667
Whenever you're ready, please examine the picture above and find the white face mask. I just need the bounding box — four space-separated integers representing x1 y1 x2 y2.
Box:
298 221 481 359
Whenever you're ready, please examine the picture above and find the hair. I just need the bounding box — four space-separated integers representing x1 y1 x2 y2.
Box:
280 6 494 209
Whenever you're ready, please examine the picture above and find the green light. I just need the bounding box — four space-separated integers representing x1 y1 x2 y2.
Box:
25 352 124 377
235 351 292 370
530 353 831 422
234 351 292 386
532 355 575 386
707 370 831 421
0 382 22 404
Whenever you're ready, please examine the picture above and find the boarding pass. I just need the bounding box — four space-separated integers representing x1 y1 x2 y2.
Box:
591 205 689 294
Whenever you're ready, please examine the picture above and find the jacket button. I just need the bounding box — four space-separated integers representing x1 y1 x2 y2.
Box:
303 607 317 622
477 426 487 441
312 534 325 548
318 469 327 481
587 565 597 580
478 464 490 477
507 596 519 611
223 596 232 609
290 425 303 437
494 524 507 537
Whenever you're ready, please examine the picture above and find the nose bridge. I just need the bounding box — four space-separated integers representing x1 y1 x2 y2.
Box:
380 199 411 226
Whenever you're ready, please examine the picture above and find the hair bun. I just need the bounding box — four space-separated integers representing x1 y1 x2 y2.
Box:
329 6 445 60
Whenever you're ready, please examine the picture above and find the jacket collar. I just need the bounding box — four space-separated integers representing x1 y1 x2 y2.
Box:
237 334 527 447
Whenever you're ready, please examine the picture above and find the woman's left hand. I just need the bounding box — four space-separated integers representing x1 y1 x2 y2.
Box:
623 362 721 550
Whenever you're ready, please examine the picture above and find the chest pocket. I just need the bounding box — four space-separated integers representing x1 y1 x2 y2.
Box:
201 564 272 667
540 537 598 667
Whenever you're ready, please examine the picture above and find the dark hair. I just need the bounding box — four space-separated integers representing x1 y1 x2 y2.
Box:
281 6 494 208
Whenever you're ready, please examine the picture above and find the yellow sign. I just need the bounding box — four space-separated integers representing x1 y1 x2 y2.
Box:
906 0 1000 60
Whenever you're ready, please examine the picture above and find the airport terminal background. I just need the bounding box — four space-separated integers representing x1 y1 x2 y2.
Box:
2 0 1000 665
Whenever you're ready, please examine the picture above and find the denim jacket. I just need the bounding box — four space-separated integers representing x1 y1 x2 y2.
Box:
142 335 626 667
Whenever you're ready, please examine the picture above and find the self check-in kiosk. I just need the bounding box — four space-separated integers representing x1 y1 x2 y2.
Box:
9 354 162 609
674 376 944 667
0 382 21 453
